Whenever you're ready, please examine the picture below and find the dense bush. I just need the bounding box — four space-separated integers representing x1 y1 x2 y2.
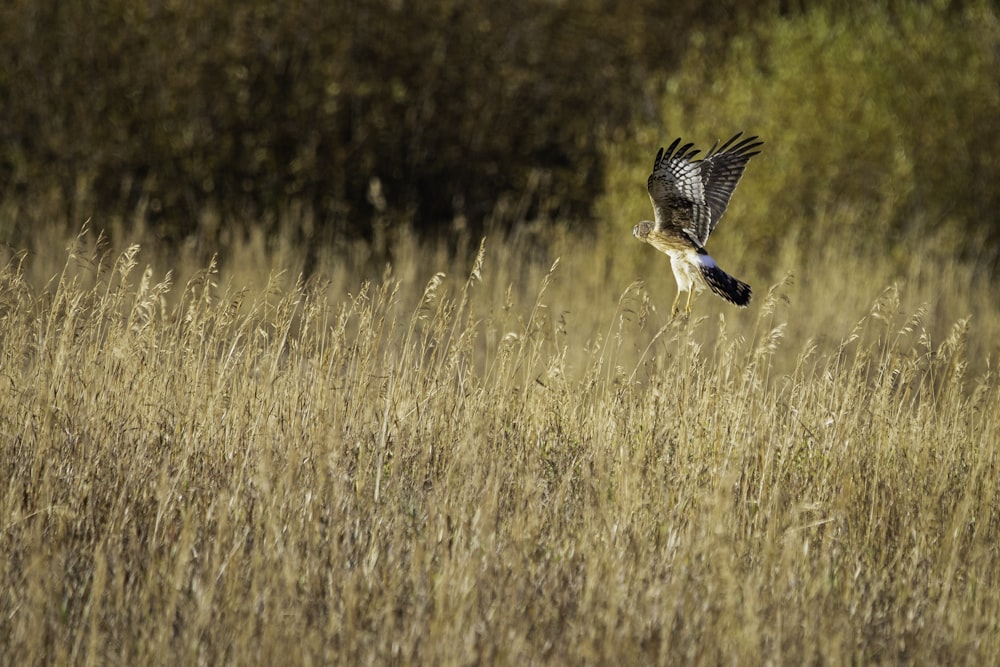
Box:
0 0 756 247
599 2 1000 276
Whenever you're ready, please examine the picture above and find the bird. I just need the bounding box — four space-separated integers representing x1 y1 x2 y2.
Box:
632 132 762 317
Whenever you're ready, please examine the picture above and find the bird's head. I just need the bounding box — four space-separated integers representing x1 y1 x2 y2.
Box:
633 221 654 240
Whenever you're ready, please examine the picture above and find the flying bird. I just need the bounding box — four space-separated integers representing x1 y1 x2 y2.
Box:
633 132 762 317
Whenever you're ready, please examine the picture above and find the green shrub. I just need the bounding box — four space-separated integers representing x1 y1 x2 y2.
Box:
598 2 1000 278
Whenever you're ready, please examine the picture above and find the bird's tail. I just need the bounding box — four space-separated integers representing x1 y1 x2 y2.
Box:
698 255 751 307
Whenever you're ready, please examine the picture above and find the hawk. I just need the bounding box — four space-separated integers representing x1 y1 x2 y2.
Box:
633 132 762 317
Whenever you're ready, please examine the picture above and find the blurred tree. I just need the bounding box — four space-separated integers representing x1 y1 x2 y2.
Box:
1 0 764 254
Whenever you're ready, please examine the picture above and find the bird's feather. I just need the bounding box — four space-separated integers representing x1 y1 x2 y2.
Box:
646 132 762 247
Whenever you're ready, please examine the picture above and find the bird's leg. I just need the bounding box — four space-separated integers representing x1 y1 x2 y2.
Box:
670 291 681 318
685 289 694 316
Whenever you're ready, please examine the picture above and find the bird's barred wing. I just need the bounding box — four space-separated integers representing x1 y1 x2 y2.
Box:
646 133 763 247
646 138 708 238
695 133 763 244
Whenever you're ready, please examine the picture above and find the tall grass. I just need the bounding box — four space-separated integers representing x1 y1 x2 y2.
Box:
1 223 998 664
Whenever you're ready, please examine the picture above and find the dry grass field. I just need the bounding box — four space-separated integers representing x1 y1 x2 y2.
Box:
1 219 998 665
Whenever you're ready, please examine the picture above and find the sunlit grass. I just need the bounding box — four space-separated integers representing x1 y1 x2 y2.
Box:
1 221 998 664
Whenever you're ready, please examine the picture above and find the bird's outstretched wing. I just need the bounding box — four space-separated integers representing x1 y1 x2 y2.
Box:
647 133 762 246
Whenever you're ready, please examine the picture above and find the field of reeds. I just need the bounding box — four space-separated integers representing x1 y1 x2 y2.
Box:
2 214 998 664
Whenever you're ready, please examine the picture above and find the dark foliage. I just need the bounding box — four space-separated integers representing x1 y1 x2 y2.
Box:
0 0 757 246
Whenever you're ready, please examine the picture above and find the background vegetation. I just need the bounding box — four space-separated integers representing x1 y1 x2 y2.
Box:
2 1 1000 664
598 1 1000 267
4 1 996 262
0 0 759 251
